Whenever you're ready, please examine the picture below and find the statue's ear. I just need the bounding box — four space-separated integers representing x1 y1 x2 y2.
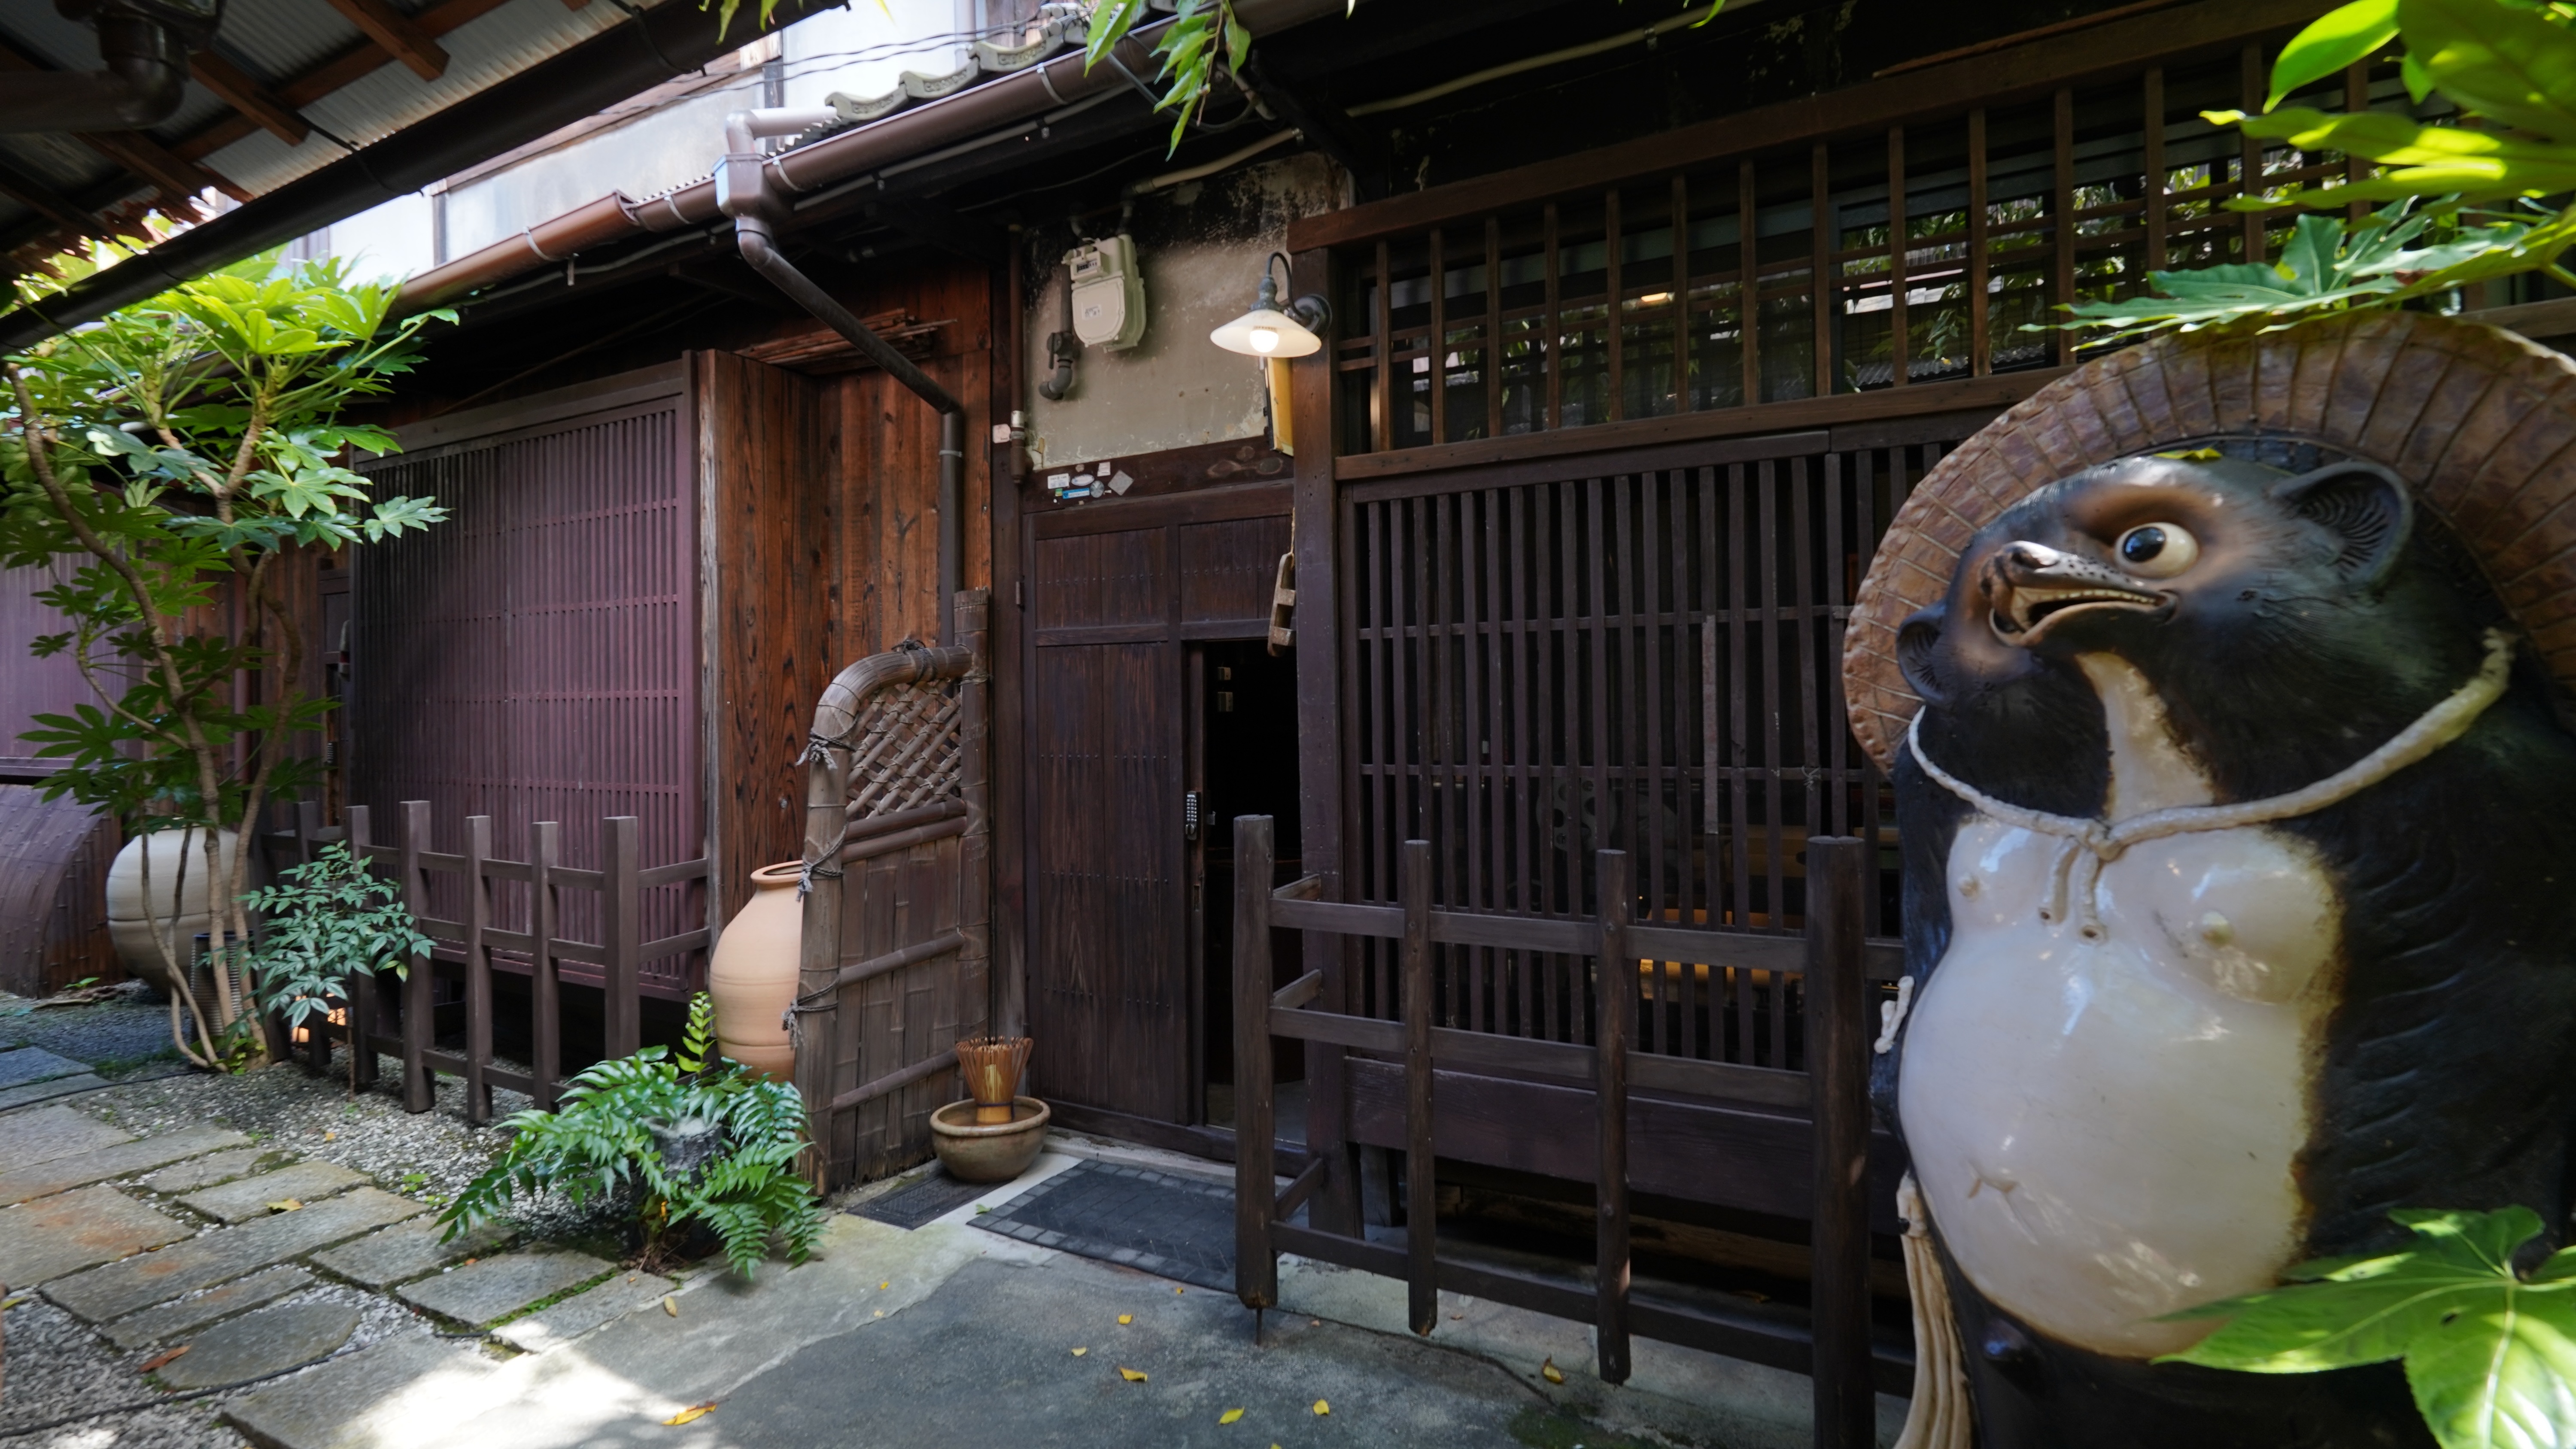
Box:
2273 460 2413 586
1898 607 1950 704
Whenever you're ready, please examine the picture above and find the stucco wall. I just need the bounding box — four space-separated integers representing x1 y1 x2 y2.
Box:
1021 152 1341 470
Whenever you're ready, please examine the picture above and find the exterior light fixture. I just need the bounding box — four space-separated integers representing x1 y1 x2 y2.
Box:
1211 252 1330 358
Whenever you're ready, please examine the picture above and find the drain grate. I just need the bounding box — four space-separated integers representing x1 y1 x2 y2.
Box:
970 1159 1236 1291
849 1166 996 1230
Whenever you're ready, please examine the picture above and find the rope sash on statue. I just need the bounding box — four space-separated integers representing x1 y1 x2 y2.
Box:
1904 628 2514 941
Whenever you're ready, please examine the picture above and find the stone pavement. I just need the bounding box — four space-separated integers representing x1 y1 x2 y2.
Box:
0 1093 682 1447
2 1075 1896 1449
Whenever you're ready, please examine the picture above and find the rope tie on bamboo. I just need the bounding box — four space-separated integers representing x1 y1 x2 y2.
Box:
1905 628 2514 942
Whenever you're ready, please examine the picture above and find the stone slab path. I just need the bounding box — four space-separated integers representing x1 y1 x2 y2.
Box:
0 1182 192 1285
0 1083 711 1447
0 1046 88 1088
180 1158 369 1223
395 1248 614 1328
157 1300 361 1389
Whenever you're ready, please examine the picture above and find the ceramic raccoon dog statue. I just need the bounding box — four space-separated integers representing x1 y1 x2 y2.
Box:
1878 450 2576 1448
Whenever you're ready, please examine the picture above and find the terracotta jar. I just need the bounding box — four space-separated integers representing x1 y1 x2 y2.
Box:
707 862 803 1082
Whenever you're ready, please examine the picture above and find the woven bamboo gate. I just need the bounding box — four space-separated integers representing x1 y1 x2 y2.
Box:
263 800 708 1121
1231 814 1899 1445
793 590 993 1189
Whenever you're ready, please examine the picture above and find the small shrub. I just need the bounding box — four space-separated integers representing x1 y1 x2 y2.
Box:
437 994 823 1279
240 841 428 1088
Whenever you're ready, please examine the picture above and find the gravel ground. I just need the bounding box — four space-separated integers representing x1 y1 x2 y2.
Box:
1 984 192 1078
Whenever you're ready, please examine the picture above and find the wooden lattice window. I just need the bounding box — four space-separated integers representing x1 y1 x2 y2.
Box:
1329 48 2412 457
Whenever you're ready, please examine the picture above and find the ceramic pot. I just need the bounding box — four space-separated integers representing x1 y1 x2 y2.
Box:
106 828 246 995
708 862 802 1082
930 1097 1049 1182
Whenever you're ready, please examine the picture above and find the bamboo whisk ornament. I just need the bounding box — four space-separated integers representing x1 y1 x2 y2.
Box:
955 1036 1032 1124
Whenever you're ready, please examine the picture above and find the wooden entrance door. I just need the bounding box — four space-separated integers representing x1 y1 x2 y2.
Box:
1023 484 1291 1125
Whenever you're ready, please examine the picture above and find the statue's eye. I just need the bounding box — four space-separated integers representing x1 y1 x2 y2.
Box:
2116 523 2198 578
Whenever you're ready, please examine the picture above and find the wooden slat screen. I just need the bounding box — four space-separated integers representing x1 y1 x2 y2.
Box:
1333 48 2401 458
354 399 704 997
1340 426 1988 1070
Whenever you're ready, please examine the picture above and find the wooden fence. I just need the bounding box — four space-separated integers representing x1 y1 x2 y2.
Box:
262 799 709 1122
1231 815 1899 1447
793 591 993 1189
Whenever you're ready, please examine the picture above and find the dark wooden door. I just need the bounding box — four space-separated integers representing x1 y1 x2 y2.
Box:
1023 485 1291 1124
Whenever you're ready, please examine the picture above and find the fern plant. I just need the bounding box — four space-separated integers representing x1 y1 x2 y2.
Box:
437 993 823 1278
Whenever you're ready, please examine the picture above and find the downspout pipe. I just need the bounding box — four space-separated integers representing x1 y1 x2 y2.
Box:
0 3 204 134
720 107 966 645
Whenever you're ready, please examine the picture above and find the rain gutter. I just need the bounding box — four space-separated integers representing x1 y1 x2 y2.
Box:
395 0 1349 316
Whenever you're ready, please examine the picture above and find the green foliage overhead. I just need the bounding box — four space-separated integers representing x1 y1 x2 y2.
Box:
2166 1208 2576 1449
2060 0 2576 342
2057 202 2567 344
440 993 824 1281
1084 0 1728 155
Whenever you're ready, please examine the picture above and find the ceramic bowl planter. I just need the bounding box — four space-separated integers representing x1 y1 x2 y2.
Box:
929 1096 1049 1182
706 862 802 1082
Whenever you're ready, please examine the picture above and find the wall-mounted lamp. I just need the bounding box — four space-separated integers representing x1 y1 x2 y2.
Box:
1211 252 1330 358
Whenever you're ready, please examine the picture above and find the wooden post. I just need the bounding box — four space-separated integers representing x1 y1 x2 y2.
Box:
297 800 329 1075
462 814 493 1126
793 745 849 1190
1400 838 1436 1337
1594 848 1633 1385
398 801 433 1113
1805 835 1873 1449
602 816 642 1060
529 821 561 1112
346 805 377 1088
1233 815 1278 1312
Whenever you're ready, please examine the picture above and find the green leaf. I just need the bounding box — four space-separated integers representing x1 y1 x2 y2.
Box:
2405 1284 2576 1449
2269 0 2401 109
2166 1209 2576 1449
2399 0 2576 141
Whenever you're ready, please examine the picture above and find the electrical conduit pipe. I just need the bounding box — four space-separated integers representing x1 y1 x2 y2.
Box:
718 106 966 646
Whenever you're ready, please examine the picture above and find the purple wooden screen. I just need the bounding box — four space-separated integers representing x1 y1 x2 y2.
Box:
0 560 94 773
352 387 704 995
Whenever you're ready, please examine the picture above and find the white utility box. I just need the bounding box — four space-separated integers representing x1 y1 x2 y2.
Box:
1066 235 1148 352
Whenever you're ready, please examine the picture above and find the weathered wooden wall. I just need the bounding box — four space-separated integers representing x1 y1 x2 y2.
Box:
822 262 995 657
697 351 836 924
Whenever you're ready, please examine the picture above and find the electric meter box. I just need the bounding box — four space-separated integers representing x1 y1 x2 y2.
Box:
1066 235 1148 352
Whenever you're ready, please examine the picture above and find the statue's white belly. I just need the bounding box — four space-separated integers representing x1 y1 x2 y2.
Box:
1896 815 2342 1358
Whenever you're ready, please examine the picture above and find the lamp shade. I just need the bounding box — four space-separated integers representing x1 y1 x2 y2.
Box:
1210 305 1321 358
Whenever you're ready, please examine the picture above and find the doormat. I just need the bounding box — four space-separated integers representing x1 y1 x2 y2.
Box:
971 1159 1237 1292
849 1166 997 1231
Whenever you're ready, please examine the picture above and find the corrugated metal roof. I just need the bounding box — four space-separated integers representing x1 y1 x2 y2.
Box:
213 1 632 194
207 0 382 85
0 0 656 257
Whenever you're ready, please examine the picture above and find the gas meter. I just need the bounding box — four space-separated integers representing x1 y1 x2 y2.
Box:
1065 235 1147 352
